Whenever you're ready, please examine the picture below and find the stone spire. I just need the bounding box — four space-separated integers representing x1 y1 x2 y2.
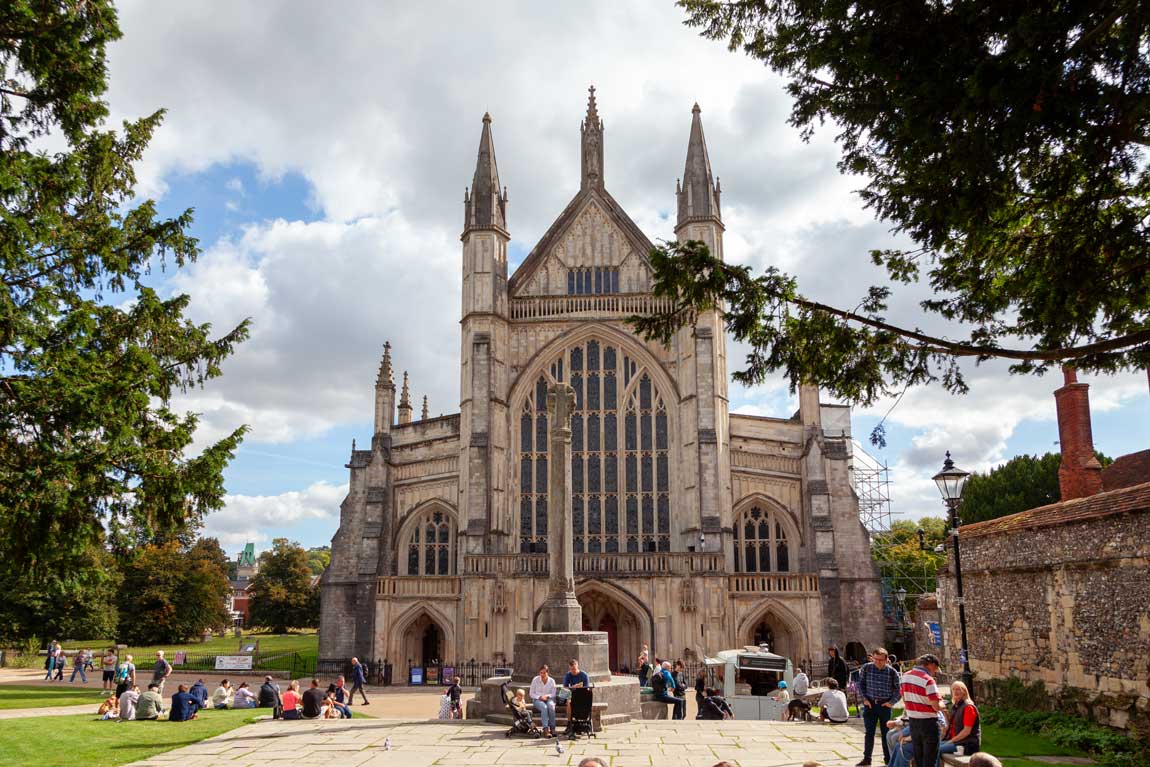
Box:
421 395 429 421
398 371 413 424
464 112 507 234
676 103 722 228
580 85 604 191
375 342 394 389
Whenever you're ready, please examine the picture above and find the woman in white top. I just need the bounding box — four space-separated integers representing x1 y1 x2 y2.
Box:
528 665 558 737
233 682 257 709
212 679 233 709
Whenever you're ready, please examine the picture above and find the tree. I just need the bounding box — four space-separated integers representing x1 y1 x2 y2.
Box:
960 451 1112 524
248 539 319 633
305 546 331 577
0 544 119 644
871 517 948 597
636 2 1150 435
0 1 249 592
116 538 231 645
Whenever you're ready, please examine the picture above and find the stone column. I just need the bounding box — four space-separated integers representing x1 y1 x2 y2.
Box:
536 383 582 632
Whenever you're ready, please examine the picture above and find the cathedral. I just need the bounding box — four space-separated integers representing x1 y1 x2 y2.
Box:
319 89 883 671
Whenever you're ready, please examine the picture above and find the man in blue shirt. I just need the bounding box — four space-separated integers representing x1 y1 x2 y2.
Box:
169 683 201 722
856 647 902 766
653 660 686 720
562 658 590 732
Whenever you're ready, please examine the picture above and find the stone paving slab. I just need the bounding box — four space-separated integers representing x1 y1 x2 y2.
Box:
123 717 865 767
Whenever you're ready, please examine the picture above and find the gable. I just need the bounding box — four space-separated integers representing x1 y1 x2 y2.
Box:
509 189 654 297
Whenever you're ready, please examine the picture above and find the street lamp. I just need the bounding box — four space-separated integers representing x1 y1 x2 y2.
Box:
933 451 973 691
895 586 909 628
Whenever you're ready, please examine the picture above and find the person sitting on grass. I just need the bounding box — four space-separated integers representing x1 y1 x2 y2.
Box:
281 680 302 720
301 678 327 720
212 679 233 709
118 685 140 721
233 682 257 709
98 693 119 720
188 678 209 708
326 683 351 718
136 683 165 721
818 678 850 724
169 683 202 722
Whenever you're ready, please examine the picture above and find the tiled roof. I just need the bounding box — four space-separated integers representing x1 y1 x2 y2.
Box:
1101 449 1150 492
959 481 1150 539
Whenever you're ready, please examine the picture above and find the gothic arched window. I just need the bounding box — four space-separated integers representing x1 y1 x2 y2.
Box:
405 507 456 576
733 505 792 573
518 339 671 553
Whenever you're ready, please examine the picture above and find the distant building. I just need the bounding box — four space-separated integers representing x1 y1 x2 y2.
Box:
236 542 259 580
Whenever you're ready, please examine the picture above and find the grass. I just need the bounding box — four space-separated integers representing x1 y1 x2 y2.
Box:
0 710 261 767
57 630 318 657
0 684 107 710
981 723 1086 758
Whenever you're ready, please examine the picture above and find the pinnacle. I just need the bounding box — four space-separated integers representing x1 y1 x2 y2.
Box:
692 102 701 114
482 111 492 124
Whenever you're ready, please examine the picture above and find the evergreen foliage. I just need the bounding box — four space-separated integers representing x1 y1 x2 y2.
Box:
961 451 1112 524
248 539 319 633
0 1 248 630
635 3 1150 423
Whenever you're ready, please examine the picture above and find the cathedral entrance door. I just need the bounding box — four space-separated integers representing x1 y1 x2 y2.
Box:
421 623 441 666
599 614 618 672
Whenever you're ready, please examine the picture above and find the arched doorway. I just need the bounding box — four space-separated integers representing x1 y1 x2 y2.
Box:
739 603 806 661
575 582 651 672
400 612 446 666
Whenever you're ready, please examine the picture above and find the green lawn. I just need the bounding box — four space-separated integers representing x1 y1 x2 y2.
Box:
0 710 261 767
58 630 317 657
0 684 106 710
981 723 1086 758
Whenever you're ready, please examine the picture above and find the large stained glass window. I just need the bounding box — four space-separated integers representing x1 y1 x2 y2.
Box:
732 505 791 573
405 507 456 575
518 339 671 553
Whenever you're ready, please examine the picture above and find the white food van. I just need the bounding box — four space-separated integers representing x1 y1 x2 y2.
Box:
704 646 794 721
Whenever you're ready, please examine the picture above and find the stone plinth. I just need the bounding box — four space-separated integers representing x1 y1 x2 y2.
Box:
475 629 641 722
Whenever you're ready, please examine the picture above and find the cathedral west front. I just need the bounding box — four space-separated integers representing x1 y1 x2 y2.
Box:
319 89 883 672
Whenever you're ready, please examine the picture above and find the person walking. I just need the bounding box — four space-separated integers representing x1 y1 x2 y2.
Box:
101 648 118 695
349 657 370 705
53 649 66 680
151 650 172 696
827 647 849 692
900 654 943 767
529 664 558 738
856 647 902 766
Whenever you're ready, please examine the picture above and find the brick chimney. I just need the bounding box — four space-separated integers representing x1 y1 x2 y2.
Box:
1054 366 1103 501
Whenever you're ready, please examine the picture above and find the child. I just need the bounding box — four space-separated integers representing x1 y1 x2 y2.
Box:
98 694 119 720
512 688 529 716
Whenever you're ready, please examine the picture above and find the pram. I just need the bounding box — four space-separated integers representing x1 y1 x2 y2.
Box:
566 687 596 739
501 681 543 738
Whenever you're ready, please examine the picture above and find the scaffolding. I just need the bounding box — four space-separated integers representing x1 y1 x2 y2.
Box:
850 442 937 636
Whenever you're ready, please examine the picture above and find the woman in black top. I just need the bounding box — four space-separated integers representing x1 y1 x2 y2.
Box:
827 647 849 691
694 669 707 709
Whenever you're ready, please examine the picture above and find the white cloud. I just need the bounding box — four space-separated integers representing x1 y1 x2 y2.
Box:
201 481 347 547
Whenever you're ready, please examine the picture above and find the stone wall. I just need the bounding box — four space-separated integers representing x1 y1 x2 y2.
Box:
939 499 1150 732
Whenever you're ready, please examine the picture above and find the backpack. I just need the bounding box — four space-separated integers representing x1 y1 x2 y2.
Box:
650 669 666 695
116 663 131 682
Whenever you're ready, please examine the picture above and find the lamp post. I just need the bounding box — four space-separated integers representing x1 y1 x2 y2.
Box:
933 451 973 691
895 586 908 626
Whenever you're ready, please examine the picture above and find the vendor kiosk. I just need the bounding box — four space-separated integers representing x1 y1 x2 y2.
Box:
704 646 794 721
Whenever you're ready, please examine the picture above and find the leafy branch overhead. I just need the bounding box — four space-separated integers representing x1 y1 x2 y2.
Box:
635 1 1150 406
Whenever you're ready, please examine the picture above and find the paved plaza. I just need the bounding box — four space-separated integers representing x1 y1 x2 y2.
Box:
123 717 866 767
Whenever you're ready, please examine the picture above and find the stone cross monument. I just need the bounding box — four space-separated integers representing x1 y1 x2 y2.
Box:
537 383 582 632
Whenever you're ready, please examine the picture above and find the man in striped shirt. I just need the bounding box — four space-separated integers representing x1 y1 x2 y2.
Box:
900 654 943 767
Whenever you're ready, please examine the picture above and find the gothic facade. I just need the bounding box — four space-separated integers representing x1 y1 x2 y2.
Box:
319 90 883 670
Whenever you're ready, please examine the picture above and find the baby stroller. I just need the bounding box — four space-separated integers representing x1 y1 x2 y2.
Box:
501 681 542 738
566 687 596 739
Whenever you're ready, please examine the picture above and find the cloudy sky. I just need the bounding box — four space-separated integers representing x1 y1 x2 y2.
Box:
103 1 1149 555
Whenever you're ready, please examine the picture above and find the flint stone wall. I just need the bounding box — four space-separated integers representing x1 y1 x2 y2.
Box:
940 503 1150 732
